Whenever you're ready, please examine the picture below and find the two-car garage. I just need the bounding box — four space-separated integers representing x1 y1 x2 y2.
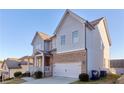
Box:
53 62 82 78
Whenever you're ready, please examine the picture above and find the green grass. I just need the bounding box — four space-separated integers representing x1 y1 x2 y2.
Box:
1 78 26 84
71 74 121 84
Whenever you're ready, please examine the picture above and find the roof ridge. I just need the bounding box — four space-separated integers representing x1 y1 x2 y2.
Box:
37 31 51 40
37 31 50 37
90 17 104 26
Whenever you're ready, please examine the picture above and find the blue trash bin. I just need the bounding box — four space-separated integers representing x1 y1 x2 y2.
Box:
100 70 107 77
91 70 100 80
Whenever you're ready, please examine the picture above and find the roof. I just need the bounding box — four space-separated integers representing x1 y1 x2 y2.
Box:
110 59 124 68
90 17 111 46
2 59 33 69
54 9 86 34
90 17 104 26
53 10 111 46
37 32 50 40
31 32 51 45
19 56 33 60
5 60 21 69
19 61 33 65
7 58 19 61
31 9 111 46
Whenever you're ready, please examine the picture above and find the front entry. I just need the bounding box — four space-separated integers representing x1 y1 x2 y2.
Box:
44 56 52 77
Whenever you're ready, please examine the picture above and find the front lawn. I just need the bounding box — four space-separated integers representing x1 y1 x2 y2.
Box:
71 74 121 84
1 78 26 84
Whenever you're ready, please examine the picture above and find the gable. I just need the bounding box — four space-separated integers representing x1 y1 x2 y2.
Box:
31 32 51 46
55 12 86 53
58 13 84 34
54 9 86 35
97 19 111 47
2 62 9 70
31 33 43 46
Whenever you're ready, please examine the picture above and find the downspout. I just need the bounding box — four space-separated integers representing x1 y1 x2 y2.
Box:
84 23 88 74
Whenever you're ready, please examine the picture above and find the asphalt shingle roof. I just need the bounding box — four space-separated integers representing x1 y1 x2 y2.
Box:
6 60 21 69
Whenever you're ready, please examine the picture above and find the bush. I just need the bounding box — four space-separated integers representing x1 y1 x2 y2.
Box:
34 71 43 79
0 76 2 82
107 74 120 79
22 73 26 77
4 77 14 81
79 73 89 81
14 71 22 78
22 71 30 77
26 71 30 77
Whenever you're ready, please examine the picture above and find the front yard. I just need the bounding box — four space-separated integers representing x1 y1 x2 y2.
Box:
0 74 121 84
71 74 121 84
1 78 26 84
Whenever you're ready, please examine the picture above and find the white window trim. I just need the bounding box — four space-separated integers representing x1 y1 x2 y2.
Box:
57 48 85 54
61 35 65 46
72 31 79 44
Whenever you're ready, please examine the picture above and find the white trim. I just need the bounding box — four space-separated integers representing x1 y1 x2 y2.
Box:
42 53 44 76
35 54 43 57
57 48 85 54
54 9 85 34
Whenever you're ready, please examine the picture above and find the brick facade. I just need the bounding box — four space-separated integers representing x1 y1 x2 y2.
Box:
52 50 87 73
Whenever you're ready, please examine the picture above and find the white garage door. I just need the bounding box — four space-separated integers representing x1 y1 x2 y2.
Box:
53 62 81 78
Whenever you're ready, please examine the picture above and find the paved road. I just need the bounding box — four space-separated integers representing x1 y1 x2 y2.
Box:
22 77 77 84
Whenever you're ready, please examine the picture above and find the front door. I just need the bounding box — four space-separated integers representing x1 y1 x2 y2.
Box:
44 56 51 76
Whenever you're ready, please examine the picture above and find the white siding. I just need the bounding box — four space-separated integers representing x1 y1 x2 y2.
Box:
86 19 110 76
52 37 56 49
86 27 104 76
33 35 44 53
56 14 85 53
97 20 110 69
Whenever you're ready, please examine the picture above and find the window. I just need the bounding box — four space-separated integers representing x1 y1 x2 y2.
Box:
72 31 78 44
61 35 65 46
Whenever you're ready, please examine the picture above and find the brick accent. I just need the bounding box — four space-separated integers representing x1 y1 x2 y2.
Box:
52 50 87 73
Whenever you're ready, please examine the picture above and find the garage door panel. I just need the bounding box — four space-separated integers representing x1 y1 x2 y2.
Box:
53 62 81 78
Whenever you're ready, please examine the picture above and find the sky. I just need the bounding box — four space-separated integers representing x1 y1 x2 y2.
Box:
0 9 124 60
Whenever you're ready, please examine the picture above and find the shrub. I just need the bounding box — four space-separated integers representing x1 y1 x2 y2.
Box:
107 74 120 79
34 71 43 79
4 77 14 81
14 71 22 78
0 76 2 82
22 72 30 77
22 73 26 77
25 71 30 77
79 73 89 81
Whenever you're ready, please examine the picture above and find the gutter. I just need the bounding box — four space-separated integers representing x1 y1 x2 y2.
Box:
84 23 88 74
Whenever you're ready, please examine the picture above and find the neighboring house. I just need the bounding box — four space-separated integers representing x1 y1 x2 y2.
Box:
31 9 111 78
0 61 3 69
1 59 33 78
19 56 34 64
0 61 3 76
110 59 124 75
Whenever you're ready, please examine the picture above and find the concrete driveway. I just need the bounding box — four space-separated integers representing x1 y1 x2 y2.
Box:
116 75 124 84
22 77 78 84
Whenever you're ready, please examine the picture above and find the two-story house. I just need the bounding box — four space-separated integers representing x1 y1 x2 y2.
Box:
31 9 111 78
